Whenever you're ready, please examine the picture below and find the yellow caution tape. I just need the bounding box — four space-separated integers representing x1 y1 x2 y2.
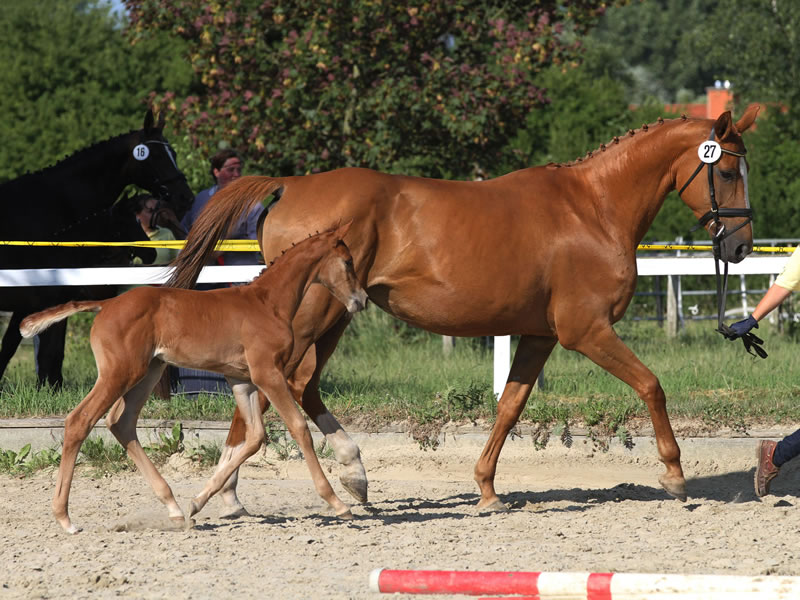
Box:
0 239 260 251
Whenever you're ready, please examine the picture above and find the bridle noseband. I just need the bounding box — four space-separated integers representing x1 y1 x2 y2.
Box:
677 128 765 357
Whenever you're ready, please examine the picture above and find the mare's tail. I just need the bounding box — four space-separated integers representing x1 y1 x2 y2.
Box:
19 301 104 338
165 175 285 289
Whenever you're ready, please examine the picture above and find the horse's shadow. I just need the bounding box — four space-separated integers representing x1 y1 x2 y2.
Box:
189 461 800 531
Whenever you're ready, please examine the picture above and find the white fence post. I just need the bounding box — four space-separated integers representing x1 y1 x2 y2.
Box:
493 335 510 399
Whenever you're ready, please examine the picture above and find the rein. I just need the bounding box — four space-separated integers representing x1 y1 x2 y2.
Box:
677 128 766 358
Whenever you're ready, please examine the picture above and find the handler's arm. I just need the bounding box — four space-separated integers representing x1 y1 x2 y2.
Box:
752 284 792 321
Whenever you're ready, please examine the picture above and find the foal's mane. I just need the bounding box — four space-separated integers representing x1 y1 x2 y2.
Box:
549 114 696 169
250 228 341 284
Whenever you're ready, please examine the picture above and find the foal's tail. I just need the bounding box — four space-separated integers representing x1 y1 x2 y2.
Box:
19 301 104 338
165 175 285 289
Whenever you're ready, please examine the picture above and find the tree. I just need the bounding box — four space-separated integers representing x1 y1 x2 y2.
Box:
0 0 194 182
697 0 800 238
125 0 615 180
589 0 720 104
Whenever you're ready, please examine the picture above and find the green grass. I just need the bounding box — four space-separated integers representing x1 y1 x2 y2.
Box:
3 308 800 434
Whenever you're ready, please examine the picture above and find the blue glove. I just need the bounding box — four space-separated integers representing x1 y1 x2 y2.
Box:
728 315 758 339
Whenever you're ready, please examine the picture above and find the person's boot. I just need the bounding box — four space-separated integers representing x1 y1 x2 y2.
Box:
755 440 780 497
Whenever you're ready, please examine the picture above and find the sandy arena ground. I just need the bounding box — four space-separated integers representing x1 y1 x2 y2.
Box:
1 431 799 599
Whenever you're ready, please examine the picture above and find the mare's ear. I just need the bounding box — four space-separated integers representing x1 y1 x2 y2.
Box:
156 111 166 130
713 110 734 140
144 109 155 132
735 103 760 133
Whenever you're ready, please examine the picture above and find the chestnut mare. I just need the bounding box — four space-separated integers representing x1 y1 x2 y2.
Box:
20 225 367 533
168 106 759 514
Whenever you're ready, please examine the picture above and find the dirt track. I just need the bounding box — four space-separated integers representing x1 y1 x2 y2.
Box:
2 432 799 599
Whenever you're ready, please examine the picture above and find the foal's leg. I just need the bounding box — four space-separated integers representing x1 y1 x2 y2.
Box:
253 369 353 519
53 371 141 533
475 335 557 511
216 390 270 519
189 380 267 517
218 309 366 514
105 360 185 524
294 314 367 502
568 324 685 500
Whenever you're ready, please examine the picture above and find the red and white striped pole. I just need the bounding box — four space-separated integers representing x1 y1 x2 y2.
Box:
369 569 800 598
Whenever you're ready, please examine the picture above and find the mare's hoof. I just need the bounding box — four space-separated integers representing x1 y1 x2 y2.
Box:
336 508 354 520
64 524 82 535
189 500 202 518
219 506 250 519
477 499 509 513
659 474 687 502
340 474 368 503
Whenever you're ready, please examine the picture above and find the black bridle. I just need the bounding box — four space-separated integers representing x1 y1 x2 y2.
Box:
677 128 766 358
138 138 189 205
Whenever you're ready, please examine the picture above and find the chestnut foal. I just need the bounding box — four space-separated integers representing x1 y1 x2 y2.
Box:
20 224 367 534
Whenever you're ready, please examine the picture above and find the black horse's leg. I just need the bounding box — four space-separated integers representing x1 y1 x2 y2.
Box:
0 311 26 381
35 319 67 389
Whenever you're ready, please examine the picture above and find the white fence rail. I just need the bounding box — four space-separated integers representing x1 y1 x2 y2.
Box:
0 256 792 398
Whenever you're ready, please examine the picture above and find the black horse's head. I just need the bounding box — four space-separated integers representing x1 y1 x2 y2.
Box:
123 110 194 230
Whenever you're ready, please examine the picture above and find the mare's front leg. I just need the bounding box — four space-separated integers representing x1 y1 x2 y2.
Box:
0 311 25 381
475 335 557 511
35 319 67 388
564 323 685 500
190 379 266 518
105 360 185 525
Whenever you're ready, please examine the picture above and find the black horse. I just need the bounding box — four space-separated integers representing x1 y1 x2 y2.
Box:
0 110 193 386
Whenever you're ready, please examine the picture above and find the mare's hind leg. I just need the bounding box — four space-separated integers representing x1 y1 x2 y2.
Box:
190 380 267 517
475 335 557 511
105 360 185 524
54 371 143 534
566 323 685 500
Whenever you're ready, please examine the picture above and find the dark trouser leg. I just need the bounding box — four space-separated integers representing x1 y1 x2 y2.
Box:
773 428 800 467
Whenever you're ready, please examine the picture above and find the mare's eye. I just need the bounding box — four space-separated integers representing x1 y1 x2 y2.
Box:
719 169 736 182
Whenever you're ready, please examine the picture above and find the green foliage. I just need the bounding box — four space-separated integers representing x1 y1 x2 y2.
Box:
0 444 61 476
187 441 222 467
700 0 800 110
0 444 31 475
0 0 195 182
144 422 184 464
125 0 613 179
589 0 720 104
79 435 133 474
265 421 299 460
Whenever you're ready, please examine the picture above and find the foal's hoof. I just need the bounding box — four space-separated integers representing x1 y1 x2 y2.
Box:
169 515 187 530
219 505 250 520
659 474 687 502
336 508 354 520
340 473 368 503
477 499 509 513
